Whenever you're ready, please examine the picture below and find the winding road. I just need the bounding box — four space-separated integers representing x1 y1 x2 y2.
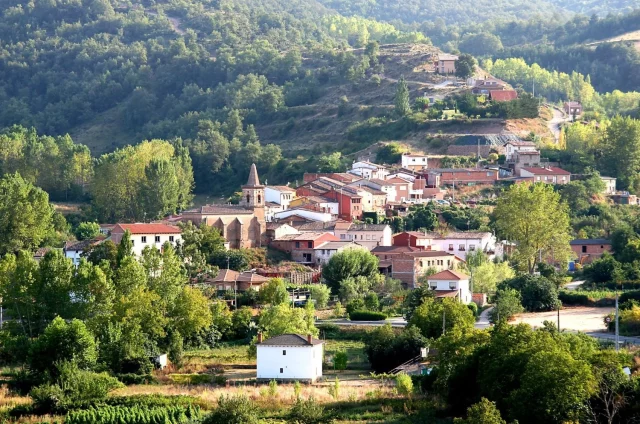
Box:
547 105 570 144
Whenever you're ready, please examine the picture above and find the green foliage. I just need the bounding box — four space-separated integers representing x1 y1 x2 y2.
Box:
489 288 524 323
333 351 348 371
455 54 476 79
328 377 340 400
408 298 476 339
310 284 331 308
231 306 254 340
317 152 346 173
203 395 259 424
394 76 411 117
65 404 201 424
375 143 405 164
259 278 289 305
0 173 55 255
453 398 506 424
364 325 427 373
403 285 436 320
257 303 318 340
395 373 414 397
493 182 573 273
74 222 100 241
322 250 379 294
498 274 560 312
349 311 387 321
289 396 326 424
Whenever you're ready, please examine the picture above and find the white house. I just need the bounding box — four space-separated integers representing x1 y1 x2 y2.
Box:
111 223 182 257
63 238 105 267
601 176 617 195
313 241 366 265
256 333 324 382
273 208 334 223
349 178 398 203
504 141 537 162
265 186 296 209
401 154 429 171
430 232 497 261
349 161 389 180
427 270 471 304
335 223 393 250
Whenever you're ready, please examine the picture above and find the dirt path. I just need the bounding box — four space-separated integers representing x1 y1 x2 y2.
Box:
546 104 569 144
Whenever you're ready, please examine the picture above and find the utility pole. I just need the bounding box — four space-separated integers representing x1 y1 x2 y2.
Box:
615 292 620 352
557 304 560 332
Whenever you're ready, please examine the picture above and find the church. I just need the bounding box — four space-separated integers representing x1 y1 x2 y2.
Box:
181 164 267 249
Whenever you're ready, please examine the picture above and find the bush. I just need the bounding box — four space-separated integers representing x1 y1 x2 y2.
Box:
467 302 478 316
310 284 331 308
365 325 427 373
395 373 414 397
203 395 260 424
65 405 201 424
333 351 348 371
489 288 524 324
349 310 387 321
115 373 157 385
499 275 560 312
346 299 365 316
619 290 640 305
289 396 326 424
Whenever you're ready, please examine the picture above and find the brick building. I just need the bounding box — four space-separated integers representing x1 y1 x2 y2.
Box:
388 251 462 288
426 168 500 187
570 239 612 265
270 232 340 264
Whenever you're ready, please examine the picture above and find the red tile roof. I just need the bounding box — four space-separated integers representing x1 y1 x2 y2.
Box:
112 223 181 234
428 269 469 280
490 90 518 102
434 290 460 298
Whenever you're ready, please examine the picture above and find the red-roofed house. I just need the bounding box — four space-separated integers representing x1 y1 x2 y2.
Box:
393 231 439 250
427 270 471 303
519 167 571 185
490 90 518 102
270 233 340 264
111 223 182 256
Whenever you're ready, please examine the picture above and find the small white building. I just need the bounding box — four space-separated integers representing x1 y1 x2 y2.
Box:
349 178 398 203
265 186 296 209
601 176 617 195
64 238 105 267
430 231 497 261
313 241 366 265
335 223 393 250
256 333 324 382
401 154 429 171
273 208 334 223
504 141 537 162
111 223 182 257
427 269 471 304
349 161 389 180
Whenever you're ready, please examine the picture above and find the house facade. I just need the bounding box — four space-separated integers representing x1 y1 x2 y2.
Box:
430 231 497 261
335 224 393 250
519 167 571 185
271 232 340 264
564 102 583 117
313 241 366 265
427 270 472 303
393 231 438 250
436 54 458 74
63 237 105 267
390 251 462 288
426 168 500 187
601 177 617 195
111 223 182 257
256 334 324 382
349 161 389 179
570 239 612 265
265 186 296 209
401 154 429 171
504 141 537 162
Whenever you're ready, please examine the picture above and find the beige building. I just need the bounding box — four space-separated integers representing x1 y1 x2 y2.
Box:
180 164 267 249
335 223 393 250
437 54 458 74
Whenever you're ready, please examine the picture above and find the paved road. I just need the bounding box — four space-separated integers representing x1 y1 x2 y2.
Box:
547 105 570 143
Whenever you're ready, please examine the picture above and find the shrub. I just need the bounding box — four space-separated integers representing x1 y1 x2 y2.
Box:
489 288 524 324
365 325 427 373
65 405 200 424
333 351 348 371
115 373 157 385
289 396 326 424
349 310 387 321
310 285 331 308
395 373 414 397
467 302 478 316
203 395 260 424
328 377 340 400
499 275 560 312
345 299 365 316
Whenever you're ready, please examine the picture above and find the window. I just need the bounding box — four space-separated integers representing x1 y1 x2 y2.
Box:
459 244 465 251
536 176 541 181
283 350 286 355
258 195 262 203
469 245 476 251
246 195 251 203
447 260 451 266
366 235 371 240
448 244 454 251
131 240 135 246
582 246 587 253
449 282 457 289
307 241 312 248
429 283 437 289
295 242 300 248
141 236 147 243
169 236 174 242
360 235 363 240
340 234 346 239
155 236 160 243
280 368 284 373
420 261 424 267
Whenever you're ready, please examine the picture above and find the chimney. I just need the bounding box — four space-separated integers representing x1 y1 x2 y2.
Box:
258 332 263 343
307 334 313 344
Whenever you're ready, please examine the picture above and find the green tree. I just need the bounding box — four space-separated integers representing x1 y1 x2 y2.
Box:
85 240 118 269
493 182 573 273
232 306 254 339
376 142 404 164
459 33 503 56
317 152 345 173
310 284 330 308
408 298 475 339
599 116 640 191
29 317 98 377
333 351 348 371
509 350 597 423
455 54 476 79
0 173 54 255
74 222 100 241
395 75 411 117
472 261 515 294
141 159 180 220
170 286 213 341
211 300 233 339
257 303 318 340
453 398 506 424
499 274 560 312
259 278 289 305
322 250 379 294
489 288 524 323
116 230 133 266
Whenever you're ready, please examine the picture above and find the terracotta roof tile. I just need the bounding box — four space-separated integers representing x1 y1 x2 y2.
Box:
428 269 469 280
113 223 181 234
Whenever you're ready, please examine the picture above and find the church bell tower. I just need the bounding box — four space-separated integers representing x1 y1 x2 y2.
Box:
241 163 265 210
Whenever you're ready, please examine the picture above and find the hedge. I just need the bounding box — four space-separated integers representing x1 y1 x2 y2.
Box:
559 291 616 307
349 310 387 321
65 405 200 424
